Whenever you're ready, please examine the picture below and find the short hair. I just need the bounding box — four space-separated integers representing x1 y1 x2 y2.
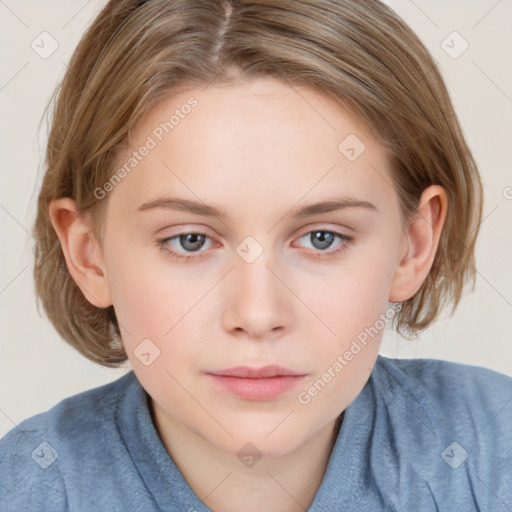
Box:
33 0 484 367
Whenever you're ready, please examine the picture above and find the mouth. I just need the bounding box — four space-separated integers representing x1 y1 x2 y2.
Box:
207 365 306 378
205 365 308 401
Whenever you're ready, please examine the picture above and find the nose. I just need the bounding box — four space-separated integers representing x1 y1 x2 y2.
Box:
220 251 292 341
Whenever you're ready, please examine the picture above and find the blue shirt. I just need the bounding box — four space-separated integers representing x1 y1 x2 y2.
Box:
1 355 512 511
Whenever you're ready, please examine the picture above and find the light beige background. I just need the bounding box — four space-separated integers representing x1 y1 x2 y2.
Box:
1 0 511 438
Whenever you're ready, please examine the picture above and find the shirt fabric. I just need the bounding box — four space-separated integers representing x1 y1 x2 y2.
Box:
1 354 512 511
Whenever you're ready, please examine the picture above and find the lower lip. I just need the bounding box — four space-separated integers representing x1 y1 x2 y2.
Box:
206 374 306 401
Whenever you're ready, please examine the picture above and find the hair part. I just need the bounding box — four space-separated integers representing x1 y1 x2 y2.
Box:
33 0 484 367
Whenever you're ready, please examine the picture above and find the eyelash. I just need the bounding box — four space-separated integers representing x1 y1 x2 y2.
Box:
156 229 355 262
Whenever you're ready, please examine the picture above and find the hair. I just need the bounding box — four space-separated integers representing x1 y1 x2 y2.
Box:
33 0 484 369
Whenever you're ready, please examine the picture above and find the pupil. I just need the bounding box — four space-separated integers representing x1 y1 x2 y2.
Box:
182 233 204 251
313 231 333 250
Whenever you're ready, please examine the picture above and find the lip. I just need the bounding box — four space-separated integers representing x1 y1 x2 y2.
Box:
207 365 306 378
206 365 307 401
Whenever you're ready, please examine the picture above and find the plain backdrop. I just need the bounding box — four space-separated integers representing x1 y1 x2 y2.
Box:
1 0 511 438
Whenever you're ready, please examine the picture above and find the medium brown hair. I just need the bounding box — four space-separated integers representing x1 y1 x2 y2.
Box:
33 0 484 367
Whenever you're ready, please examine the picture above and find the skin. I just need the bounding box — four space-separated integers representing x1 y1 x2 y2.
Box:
49 77 447 512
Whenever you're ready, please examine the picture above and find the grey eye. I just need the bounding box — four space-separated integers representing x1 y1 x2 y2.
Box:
178 233 207 252
310 231 335 250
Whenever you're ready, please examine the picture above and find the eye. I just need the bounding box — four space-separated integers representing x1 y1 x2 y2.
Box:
295 229 354 259
156 231 214 261
156 228 354 262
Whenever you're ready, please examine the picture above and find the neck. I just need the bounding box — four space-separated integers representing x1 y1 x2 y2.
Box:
149 398 344 512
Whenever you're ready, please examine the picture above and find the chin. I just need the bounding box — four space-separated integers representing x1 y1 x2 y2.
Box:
217 429 303 460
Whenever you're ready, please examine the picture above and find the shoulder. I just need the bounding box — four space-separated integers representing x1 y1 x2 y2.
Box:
374 354 512 411
373 355 512 430
0 370 136 511
363 356 512 508
374 357 512 481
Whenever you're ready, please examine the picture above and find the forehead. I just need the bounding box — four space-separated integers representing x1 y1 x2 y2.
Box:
108 77 396 218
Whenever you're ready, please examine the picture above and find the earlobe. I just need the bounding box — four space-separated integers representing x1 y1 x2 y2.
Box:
48 198 112 308
389 185 448 302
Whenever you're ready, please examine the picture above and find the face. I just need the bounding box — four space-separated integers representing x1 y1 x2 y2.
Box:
98 77 406 457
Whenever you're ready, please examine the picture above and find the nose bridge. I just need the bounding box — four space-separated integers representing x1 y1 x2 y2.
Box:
235 240 282 306
222 238 291 337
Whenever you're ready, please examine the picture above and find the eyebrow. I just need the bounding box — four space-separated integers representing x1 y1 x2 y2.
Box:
135 195 378 218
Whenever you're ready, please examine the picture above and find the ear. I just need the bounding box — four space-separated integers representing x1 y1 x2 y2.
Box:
48 198 112 308
389 185 448 302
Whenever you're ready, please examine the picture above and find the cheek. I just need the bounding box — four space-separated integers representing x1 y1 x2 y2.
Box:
104 246 191 346
300 242 397 346
296 257 394 411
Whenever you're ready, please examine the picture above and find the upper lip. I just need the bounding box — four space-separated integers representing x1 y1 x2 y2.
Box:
207 365 306 378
